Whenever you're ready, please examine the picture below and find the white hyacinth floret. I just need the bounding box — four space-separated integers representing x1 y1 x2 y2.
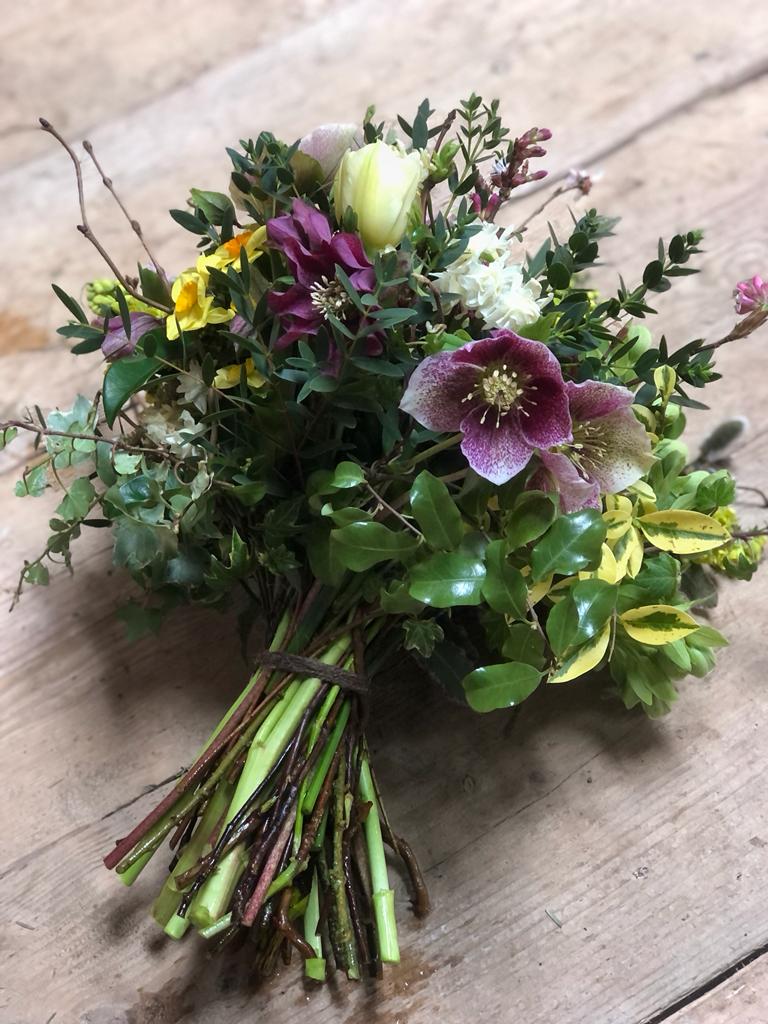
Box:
434 223 544 332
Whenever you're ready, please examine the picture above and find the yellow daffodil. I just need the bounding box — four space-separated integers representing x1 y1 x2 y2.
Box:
203 225 268 271
213 358 266 390
166 260 233 340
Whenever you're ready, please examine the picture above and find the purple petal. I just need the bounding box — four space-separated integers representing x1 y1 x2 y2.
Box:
330 232 372 273
459 408 534 485
291 198 333 247
519 376 572 449
400 353 480 432
532 450 600 512
101 312 157 361
268 284 317 320
566 379 634 421
584 408 655 493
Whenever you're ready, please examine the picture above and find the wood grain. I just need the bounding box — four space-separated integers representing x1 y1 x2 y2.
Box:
1 2 768 1022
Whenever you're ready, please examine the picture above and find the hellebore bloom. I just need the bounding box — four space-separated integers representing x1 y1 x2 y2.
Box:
333 140 426 251
101 312 158 360
400 330 572 485
530 380 654 512
298 123 360 181
734 275 768 314
267 198 376 349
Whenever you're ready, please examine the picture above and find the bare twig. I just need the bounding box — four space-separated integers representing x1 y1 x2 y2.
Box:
0 418 181 464
82 138 169 287
39 118 172 314
365 482 423 538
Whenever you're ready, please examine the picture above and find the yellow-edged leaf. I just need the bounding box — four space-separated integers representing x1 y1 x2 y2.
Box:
620 604 698 645
638 509 729 554
579 543 619 584
526 571 553 605
654 365 677 403
548 621 611 684
613 524 644 579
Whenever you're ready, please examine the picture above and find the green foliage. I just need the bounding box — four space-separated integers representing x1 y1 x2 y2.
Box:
409 470 463 550
462 662 542 713
530 510 606 580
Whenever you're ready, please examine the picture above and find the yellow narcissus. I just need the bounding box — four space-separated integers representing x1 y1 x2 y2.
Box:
203 225 268 271
213 359 266 390
333 140 426 251
166 258 234 340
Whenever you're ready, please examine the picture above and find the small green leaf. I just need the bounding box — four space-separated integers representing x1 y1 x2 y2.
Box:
505 490 557 549
331 521 418 571
481 540 528 616
330 461 365 489
462 662 542 712
501 623 546 668
410 470 464 550
0 426 18 450
113 451 142 475
408 543 486 607
403 619 444 658
103 354 161 426
56 477 96 522
15 463 48 497
23 562 50 586
530 509 607 580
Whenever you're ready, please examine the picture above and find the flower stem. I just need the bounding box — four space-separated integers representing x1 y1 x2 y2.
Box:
359 756 399 964
187 635 351 929
407 432 462 466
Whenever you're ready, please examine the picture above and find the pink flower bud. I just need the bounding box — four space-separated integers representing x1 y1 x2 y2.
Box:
734 275 768 315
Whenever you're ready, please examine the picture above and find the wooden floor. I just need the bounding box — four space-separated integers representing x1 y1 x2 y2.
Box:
1 2 768 1021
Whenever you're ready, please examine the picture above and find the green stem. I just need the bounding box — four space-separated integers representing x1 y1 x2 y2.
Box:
329 758 360 979
188 635 351 929
359 757 399 964
304 867 326 981
407 432 462 466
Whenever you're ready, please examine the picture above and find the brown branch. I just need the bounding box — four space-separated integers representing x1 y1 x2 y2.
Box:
82 138 169 287
39 118 172 314
0 418 181 465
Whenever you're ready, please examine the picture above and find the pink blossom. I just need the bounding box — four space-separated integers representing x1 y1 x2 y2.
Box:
734 275 768 315
400 330 571 485
267 199 377 350
529 380 654 512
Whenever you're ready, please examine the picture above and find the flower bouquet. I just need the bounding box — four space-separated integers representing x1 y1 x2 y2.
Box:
4 94 767 987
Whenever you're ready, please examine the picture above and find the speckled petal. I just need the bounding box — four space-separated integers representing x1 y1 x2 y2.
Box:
587 408 655 493
459 407 534 485
531 450 600 512
400 353 482 432
566 379 634 421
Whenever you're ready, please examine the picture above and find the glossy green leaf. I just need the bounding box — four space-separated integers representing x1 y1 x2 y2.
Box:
331 521 418 571
505 490 558 550
462 662 542 712
530 509 607 580
103 354 161 427
410 470 463 550
408 544 486 607
330 461 365 488
481 540 528 616
501 623 546 668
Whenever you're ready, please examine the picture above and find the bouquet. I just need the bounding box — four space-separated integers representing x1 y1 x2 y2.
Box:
4 94 767 988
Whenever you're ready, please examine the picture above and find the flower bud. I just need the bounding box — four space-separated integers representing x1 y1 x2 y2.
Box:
298 123 360 182
333 140 426 250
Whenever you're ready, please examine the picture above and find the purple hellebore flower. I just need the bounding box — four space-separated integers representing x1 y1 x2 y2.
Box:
267 198 377 350
400 330 572 485
529 379 654 512
101 312 158 360
734 275 768 315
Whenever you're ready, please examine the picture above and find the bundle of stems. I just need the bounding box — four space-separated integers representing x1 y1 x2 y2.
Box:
103 586 428 981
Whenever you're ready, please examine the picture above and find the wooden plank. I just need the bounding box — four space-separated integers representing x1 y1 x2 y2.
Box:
664 956 768 1024
0 0 351 173
2 2 768 1022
